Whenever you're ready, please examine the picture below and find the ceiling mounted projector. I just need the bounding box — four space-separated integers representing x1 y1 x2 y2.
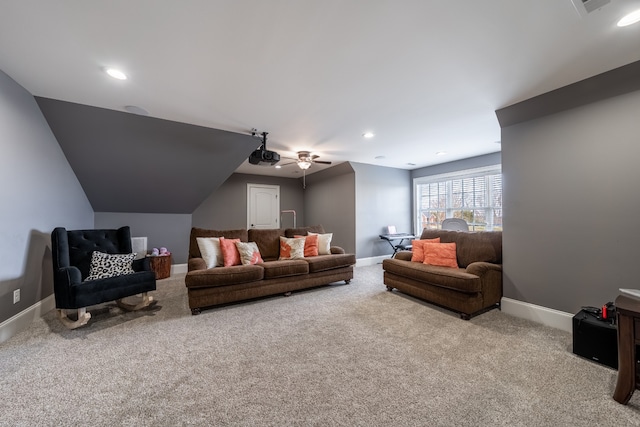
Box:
248 131 280 166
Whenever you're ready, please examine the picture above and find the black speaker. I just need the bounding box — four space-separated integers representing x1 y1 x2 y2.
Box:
572 309 618 369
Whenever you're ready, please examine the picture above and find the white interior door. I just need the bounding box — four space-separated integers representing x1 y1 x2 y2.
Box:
247 184 280 229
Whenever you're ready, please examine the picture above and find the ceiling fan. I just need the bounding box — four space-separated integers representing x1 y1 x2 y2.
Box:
281 151 332 170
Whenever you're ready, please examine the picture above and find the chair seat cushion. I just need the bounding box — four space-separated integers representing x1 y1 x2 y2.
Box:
71 271 156 308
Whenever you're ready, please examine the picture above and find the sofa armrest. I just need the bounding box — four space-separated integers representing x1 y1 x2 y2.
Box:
393 251 413 261
188 257 207 272
330 246 345 255
465 262 502 277
132 257 151 272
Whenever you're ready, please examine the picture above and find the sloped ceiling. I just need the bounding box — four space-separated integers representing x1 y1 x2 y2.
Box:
36 97 259 213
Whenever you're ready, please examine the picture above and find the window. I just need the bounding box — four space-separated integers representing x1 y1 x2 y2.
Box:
414 166 502 232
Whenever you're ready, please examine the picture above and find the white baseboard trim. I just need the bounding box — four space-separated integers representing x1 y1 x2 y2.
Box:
501 297 573 333
0 294 56 344
356 255 388 267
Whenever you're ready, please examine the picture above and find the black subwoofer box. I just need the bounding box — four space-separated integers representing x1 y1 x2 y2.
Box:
572 309 618 369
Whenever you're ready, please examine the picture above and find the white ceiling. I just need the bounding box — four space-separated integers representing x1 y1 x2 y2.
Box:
1 0 639 177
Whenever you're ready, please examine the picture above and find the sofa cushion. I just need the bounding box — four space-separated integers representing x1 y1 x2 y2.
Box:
261 259 309 279
304 253 356 273
284 225 325 238
383 258 481 293
420 230 502 268
248 228 285 261
185 264 264 288
423 242 459 268
189 228 248 259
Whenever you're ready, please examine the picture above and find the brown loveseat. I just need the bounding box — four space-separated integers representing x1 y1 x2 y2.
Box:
382 229 502 320
185 225 356 314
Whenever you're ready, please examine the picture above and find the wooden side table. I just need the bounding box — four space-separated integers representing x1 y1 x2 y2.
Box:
148 254 171 280
613 294 640 404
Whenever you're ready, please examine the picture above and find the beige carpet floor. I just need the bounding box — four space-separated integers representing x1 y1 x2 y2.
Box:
1 264 638 426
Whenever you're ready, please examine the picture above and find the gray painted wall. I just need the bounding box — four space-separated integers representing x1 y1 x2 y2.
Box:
501 89 640 314
0 70 93 324
193 173 306 231
304 163 356 254
94 213 192 264
351 163 412 258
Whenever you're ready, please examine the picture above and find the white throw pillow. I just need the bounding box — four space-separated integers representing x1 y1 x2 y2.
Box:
307 232 333 255
85 251 136 281
196 237 223 268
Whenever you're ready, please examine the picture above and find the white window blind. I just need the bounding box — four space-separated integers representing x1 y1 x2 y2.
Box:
414 166 502 232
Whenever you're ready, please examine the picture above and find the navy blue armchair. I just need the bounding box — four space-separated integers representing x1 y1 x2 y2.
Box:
51 226 156 328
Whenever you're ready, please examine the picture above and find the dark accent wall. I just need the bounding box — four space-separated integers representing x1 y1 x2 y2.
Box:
94 213 192 264
35 97 259 214
498 61 640 314
193 172 306 232
304 163 356 254
350 163 412 258
0 70 93 326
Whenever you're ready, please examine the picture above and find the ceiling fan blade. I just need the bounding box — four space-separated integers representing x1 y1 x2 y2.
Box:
313 160 332 165
279 161 297 167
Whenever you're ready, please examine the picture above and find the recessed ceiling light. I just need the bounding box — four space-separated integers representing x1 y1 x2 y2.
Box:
618 9 640 26
436 151 447 156
275 165 282 169
104 68 127 80
363 132 375 139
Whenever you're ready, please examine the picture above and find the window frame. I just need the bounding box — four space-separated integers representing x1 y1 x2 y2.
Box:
413 165 502 233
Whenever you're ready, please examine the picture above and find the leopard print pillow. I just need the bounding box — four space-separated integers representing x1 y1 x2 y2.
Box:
85 251 136 281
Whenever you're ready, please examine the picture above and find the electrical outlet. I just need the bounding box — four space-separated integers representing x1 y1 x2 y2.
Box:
13 289 20 304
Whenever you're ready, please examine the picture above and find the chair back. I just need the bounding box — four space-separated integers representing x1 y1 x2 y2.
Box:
441 218 469 231
52 226 133 281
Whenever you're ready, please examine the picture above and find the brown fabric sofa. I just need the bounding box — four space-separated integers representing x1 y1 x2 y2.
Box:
382 229 502 320
185 225 356 314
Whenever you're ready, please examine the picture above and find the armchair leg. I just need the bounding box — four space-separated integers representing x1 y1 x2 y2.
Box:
58 308 91 329
116 292 155 311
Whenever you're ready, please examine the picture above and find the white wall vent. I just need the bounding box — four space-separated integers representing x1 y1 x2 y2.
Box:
131 237 148 259
571 0 611 16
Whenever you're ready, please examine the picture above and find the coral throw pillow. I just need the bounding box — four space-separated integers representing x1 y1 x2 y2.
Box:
307 232 332 255
295 234 319 257
410 238 441 262
279 236 306 260
423 242 459 268
235 241 264 265
219 237 242 267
